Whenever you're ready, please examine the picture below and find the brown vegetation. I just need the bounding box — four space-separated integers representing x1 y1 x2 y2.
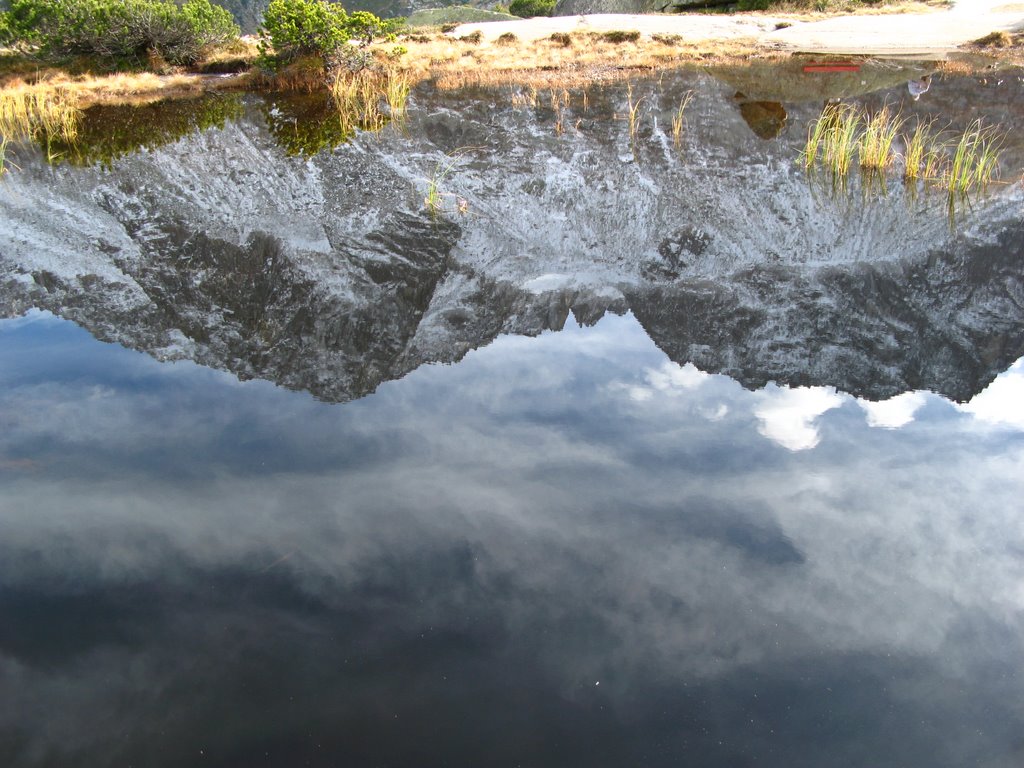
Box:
1 6 1023 113
408 32 765 91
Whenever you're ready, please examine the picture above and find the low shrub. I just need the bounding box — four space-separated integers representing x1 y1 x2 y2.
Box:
509 0 555 17
496 32 517 45
549 32 572 46
651 33 681 45
3 0 239 65
602 30 641 43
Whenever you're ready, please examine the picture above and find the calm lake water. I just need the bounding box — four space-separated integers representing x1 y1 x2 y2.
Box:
2 61 1024 766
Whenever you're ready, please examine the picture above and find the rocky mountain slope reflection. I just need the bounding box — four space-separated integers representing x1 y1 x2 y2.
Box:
2 65 1023 402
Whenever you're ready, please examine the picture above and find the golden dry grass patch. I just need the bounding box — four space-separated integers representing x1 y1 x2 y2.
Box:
0 70 253 110
391 31 767 91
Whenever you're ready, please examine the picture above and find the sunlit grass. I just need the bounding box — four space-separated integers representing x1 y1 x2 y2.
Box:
330 72 380 132
857 104 902 169
417 32 761 92
902 118 941 180
946 119 1001 195
329 68 411 134
803 102 861 176
383 67 411 119
423 147 478 218
0 86 81 144
804 104 1004 198
671 89 694 148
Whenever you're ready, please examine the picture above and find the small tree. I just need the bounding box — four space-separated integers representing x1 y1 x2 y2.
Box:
259 0 393 63
259 0 350 60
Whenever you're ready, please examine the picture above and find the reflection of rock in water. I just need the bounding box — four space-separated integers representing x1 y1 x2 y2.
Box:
735 96 788 140
2 69 1024 403
629 220 1024 401
711 60 936 104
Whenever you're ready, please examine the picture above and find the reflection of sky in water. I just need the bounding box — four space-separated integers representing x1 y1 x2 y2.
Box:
1 310 1024 767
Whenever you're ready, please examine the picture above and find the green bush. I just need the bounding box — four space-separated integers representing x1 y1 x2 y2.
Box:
3 0 239 64
258 0 393 62
0 12 12 46
508 0 554 17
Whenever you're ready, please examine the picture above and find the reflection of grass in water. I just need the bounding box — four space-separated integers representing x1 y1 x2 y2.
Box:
43 94 244 167
550 88 569 135
804 104 1005 200
0 86 81 167
510 85 539 108
626 83 643 141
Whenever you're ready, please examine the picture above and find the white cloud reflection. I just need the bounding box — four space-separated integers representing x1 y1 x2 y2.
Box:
961 358 1024 430
646 361 709 392
754 385 844 451
622 361 710 404
859 391 928 429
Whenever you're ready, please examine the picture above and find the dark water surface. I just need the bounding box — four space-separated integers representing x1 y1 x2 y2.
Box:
2 62 1024 766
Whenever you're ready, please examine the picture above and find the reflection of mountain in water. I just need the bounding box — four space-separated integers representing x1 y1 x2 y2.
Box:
2 67 1023 403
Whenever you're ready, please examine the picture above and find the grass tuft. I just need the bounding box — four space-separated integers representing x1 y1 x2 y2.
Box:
972 30 1013 47
330 68 411 134
602 30 641 44
804 102 861 176
902 118 941 180
651 33 682 46
857 103 903 169
946 119 1001 195
423 147 477 217
0 85 81 152
382 67 411 119
671 89 694 148
804 103 1005 198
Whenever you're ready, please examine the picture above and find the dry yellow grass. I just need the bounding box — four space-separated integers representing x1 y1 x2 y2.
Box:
757 0 945 16
0 82 80 142
0 70 253 110
399 32 766 91
962 30 1024 64
329 67 410 132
